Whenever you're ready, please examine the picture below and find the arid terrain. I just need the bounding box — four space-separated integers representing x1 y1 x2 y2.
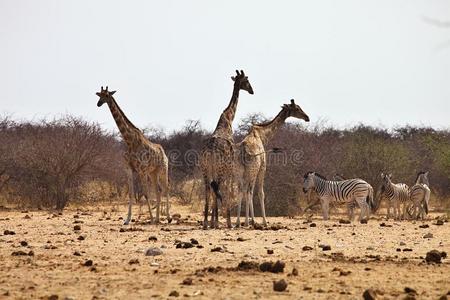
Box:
0 204 449 300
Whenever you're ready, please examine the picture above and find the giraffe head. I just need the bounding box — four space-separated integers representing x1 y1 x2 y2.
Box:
282 99 310 122
96 86 116 107
231 70 254 94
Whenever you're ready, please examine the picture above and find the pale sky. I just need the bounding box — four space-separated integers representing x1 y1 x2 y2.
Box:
1 0 449 133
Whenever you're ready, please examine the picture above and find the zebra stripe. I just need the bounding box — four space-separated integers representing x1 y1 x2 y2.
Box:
303 172 374 221
408 171 431 220
380 173 410 220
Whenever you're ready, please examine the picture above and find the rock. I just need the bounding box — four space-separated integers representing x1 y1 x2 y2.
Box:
363 288 377 300
77 235 85 241
267 249 274 255
253 223 264 230
292 268 299 276
169 290 179 297
190 238 199 245
129 258 139 265
20 241 28 247
176 242 194 249
3 230 15 235
182 278 193 285
211 247 224 253
419 224 429 228
11 250 28 256
73 225 81 231
172 213 181 220
441 251 447 259
149 236 158 242
302 246 313 251
404 287 417 294
73 251 81 256
426 250 442 264
259 260 285 273
145 247 163 256
236 237 247 242
319 245 331 251
83 260 93 267
237 261 259 271
423 233 433 239
402 248 413 252
339 219 351 224
399 241 406 246
48 295 59 300
309 223 316 227
436 220 444 225
273 279 288 292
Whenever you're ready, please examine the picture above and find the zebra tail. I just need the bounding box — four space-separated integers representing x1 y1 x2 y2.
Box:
210 181 222 203
367 186 375 212
424 188 430 215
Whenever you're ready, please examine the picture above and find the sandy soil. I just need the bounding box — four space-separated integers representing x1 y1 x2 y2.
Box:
0 204 449 300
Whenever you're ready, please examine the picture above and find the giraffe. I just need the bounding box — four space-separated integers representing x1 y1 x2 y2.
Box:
199 70 254 229
96 86 170 224
235 99 309 227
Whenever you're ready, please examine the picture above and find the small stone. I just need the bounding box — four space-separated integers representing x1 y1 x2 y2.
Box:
360 219 368 224
363 288 377 300
149 236 158 242
182 278 193 285
73 225 81 231
320 245 331 251
267 249 274 255
339 219 351 224
399 241 406 246
309 223 316 227
169 290 179 297
48 295 59 300
426 250 442 264
73 251 81 256
4 230 15 235
83 260 93 267
273 279 288 292
237 237 247 242
211 247 224 253
302 246 313 251
20 241 28 247
129 258 139 265
419 224 429 228
77 235 85 241
404 287 417 294
436 220 444 225
292 268 299 276
190 238 199 245
423 233 433 239
145 247 163 256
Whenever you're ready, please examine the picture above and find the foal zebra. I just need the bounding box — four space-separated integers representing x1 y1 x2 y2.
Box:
302 172 375 221
409 171 431 220
379 173 410 220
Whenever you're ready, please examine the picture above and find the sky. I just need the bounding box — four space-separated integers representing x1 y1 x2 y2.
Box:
1 0 449 133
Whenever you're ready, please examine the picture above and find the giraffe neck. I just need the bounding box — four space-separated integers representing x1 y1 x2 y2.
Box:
106 98 139 147
252 109 289 144
212 82 240 138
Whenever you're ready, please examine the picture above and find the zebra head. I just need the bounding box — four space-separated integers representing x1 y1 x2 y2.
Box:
303 171 316 193
415 171 430 186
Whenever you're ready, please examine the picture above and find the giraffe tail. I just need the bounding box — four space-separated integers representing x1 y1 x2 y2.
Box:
210 181 223 203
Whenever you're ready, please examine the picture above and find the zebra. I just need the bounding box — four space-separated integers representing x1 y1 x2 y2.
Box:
379 173 410 220
408 171 431 220
302 172 375 221
302 173 347 213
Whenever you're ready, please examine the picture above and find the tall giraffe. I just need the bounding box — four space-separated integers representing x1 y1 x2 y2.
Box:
236 99 309 227
199 70 254 229
96 86 170 224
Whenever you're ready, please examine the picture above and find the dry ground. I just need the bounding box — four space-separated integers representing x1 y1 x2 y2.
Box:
0 203 449 300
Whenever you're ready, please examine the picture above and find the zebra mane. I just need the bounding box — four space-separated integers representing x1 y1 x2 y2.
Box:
303 171 327 180
415 171 426 183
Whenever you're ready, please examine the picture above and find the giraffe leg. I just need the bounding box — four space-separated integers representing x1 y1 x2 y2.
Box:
142 175 154 223
152 174 161 224
159 167 171 222
124 167 134 225
249 190 255 226
203 177 210 230
254 166 267 226
236 181 243 228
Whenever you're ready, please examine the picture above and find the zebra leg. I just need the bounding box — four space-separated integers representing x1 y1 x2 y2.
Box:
320 198 329 220
347 202 355 221
356 198 368 221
